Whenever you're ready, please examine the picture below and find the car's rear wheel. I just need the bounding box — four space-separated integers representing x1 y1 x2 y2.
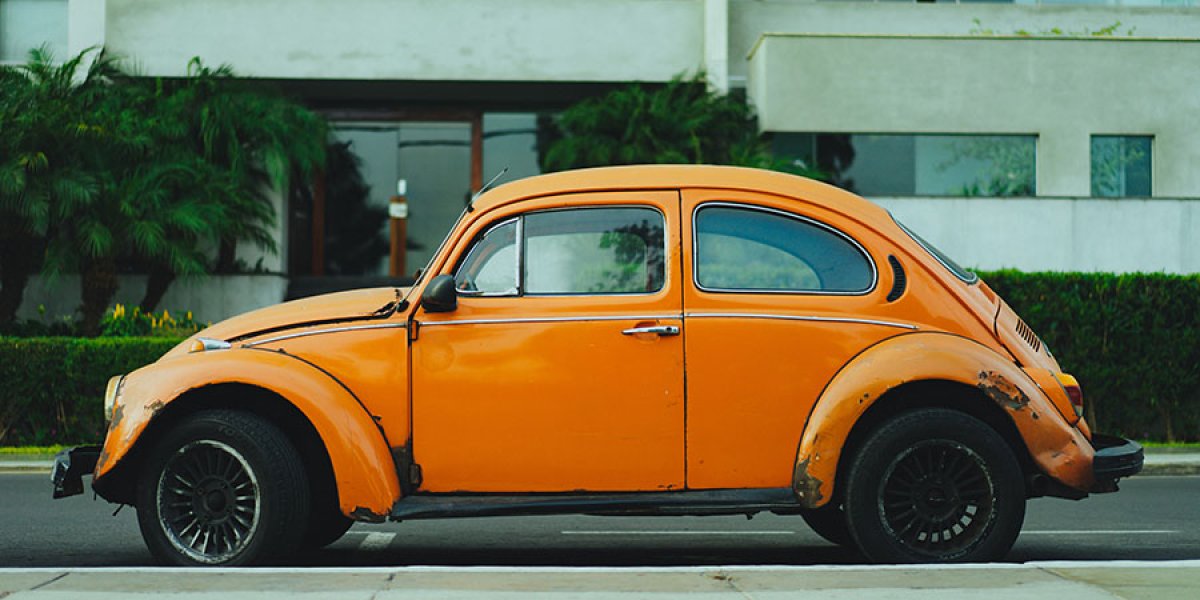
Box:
136 410 310 566
843 408 1025 563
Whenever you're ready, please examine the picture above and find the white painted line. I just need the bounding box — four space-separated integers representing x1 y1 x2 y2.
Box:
3 559 1200 575
1022 530 1178 535
356 532 396 552
562 530 794 536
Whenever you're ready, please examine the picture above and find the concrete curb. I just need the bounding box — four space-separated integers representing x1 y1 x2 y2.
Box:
0 561 1198 598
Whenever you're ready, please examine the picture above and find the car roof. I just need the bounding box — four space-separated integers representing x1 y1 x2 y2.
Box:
473 164 893 231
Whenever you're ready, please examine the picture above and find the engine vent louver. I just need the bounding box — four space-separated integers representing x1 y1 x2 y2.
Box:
1015 318 1042 353
886 255 906 302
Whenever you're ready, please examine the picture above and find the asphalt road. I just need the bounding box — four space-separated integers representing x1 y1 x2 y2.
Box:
2 474 1197 567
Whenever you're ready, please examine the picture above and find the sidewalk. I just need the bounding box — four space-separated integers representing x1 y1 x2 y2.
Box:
9 448 1200 475
1 561 1197 599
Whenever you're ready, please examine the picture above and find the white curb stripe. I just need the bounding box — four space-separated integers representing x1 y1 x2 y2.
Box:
561 530 795 536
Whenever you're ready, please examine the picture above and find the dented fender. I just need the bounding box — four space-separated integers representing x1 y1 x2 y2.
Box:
96 348 402 519
792 332 1093 508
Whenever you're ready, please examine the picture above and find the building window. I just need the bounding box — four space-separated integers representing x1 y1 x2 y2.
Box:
773 133 1036 198
0 0 68 63
483 113 549 183
1091 136 1152 198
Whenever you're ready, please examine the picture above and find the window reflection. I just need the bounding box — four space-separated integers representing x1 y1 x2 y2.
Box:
772 133 1036 197
1091 136 1152 197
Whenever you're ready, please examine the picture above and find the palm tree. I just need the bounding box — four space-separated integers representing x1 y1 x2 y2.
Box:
167 59 327 274
541 72 821 179
0 48 109 328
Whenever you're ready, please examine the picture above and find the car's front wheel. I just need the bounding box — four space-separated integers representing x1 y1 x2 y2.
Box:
136 410 310 566
843 408 1025 563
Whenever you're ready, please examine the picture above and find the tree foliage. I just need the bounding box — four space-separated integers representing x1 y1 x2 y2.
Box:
541 72 821 178
0 48 327 333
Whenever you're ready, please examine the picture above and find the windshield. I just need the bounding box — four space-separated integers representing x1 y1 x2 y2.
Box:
893 217 978 284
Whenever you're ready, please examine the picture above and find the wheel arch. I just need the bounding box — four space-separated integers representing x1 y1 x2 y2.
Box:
792 332 1094 508
93 349 402 520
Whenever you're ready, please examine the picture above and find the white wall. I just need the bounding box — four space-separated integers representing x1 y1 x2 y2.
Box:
104 0 704 82
17 274 289 325
730 2 1200 82
876 196 1200 274
747 34 1200 198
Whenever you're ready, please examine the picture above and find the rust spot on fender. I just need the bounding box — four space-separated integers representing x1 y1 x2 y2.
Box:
978 370 1030 411
351 506 387 523
108 402 125 432
146 400 166 415
793 457 824 508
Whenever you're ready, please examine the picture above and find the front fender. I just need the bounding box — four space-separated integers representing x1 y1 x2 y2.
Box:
96 348 402 519
793 332 1093 508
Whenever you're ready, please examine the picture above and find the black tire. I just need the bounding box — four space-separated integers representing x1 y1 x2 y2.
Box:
799 502 854 548
136 410 310 566
843 408 1025 563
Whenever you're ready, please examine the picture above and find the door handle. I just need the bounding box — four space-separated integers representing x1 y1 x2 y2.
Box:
622 325 680 337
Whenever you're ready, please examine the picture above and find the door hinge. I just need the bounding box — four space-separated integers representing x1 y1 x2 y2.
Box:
408 320 420 342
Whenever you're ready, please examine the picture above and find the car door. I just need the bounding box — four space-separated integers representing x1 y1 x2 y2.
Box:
681 188 909 490
411 191 685 493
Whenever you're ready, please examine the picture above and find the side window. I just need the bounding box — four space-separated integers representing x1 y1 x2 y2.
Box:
453 207 666 297
695 205 874 293
525 207 664 294
454 218 518 295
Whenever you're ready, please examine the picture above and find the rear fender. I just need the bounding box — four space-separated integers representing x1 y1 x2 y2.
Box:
96 348 401 520
793 332 1093 508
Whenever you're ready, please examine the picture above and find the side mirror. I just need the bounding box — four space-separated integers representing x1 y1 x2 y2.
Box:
422 274 458 313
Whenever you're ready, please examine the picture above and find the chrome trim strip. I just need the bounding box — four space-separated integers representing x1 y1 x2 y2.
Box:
420 314 682 327
691 201 879 297
686 312 918 330
242 322 408 347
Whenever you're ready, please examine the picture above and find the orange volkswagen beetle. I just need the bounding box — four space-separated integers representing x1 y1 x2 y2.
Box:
52 165 1142 565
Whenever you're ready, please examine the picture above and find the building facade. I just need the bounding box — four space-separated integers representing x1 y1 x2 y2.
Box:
4 0 1198 321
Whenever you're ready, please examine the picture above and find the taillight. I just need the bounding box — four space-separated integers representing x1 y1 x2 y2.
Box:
1055 373 1084 417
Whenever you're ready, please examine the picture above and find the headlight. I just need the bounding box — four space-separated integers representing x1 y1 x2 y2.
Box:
104 375 125 426
189 337 232 353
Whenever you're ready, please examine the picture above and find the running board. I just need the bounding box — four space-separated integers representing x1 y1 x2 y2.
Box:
388 488 800 521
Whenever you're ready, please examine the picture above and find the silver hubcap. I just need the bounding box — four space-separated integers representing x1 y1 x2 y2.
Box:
157 440 261 563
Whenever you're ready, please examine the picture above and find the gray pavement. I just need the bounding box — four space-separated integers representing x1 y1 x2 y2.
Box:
0 562 1197 599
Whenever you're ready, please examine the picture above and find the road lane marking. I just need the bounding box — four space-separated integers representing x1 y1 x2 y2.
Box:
561 530 795 536
357 532 396 551
1021 530 1178 535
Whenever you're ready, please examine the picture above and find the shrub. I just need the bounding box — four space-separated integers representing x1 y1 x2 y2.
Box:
100 304 203 338
0 337 179 445
980 271 1200 442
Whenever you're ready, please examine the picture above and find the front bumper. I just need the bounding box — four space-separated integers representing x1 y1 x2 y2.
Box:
50 445 101 499
1090 434 1143 493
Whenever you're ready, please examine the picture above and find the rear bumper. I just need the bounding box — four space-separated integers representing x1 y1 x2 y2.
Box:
1090 434 1143 493
50 445 101 499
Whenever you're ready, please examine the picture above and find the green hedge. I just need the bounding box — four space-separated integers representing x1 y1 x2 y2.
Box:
1 271 1198 445
980 271 1200 442
0 337 181 446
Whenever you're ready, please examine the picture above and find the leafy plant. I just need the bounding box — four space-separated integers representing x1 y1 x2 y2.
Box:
541 72 822 178
99 304 204 338
1 48 328 333
981 270 1200 442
